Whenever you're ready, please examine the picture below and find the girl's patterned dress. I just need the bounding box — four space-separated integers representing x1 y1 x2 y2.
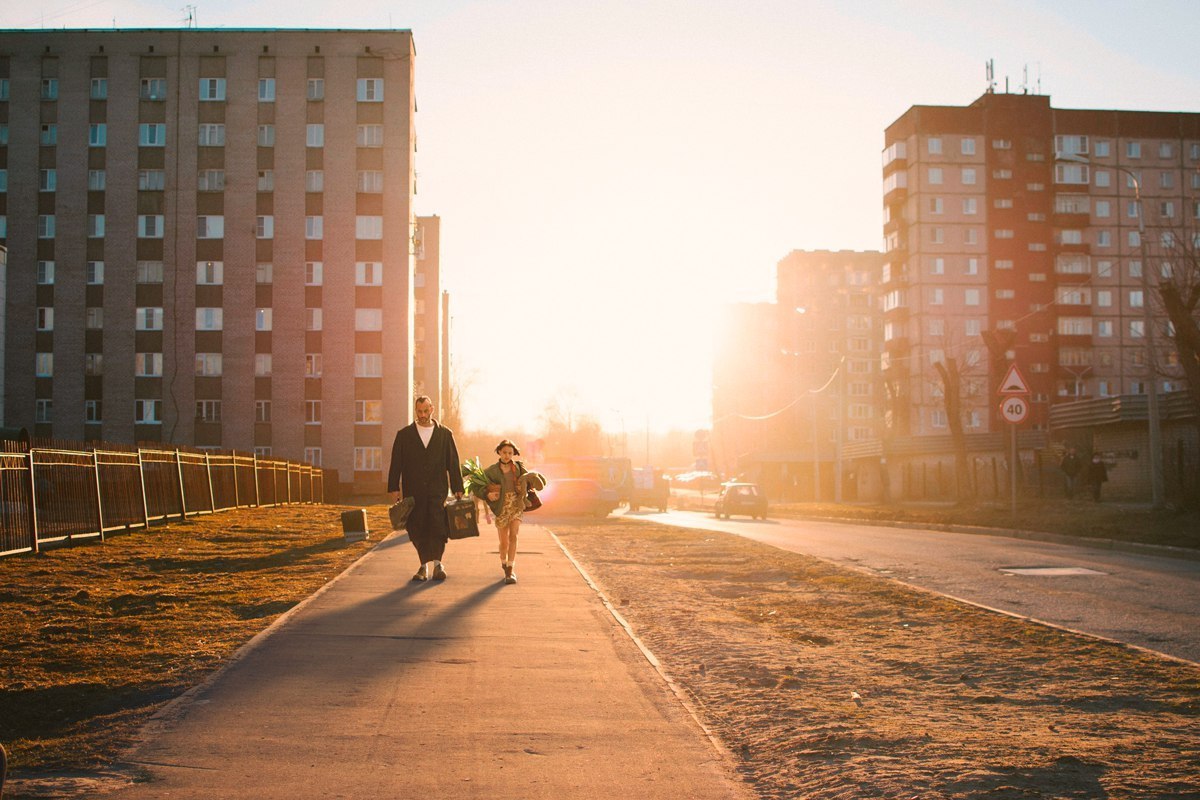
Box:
495 466 524 527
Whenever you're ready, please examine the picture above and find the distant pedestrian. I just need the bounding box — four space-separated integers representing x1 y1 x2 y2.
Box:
1060 447 1082 499
472 439 546 585
387 395 463 582
1084 453 1108 503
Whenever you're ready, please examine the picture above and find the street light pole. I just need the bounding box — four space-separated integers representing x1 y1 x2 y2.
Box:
1057 154 1165 507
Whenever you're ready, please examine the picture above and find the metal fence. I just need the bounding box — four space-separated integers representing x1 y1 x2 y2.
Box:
0 439 326 558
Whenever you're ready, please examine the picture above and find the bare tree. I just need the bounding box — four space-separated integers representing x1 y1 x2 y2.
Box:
1157 226 1200 419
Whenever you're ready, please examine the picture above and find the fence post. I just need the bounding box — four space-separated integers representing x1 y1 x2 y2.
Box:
253 453 261 507
205 452 216 512
137 449 150 529
26 450 39 554
232 452 240 508
175 449 188 519
92 450 106 541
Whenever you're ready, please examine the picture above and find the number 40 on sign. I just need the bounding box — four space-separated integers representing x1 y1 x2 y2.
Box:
999 396 1028 424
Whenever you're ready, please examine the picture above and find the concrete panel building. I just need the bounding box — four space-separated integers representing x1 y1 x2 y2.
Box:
0 28 425 491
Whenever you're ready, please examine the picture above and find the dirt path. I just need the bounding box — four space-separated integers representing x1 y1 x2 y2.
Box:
553 520 1200 800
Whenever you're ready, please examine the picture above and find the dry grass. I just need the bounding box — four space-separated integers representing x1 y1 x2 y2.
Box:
0 504 384 777
556 520 1200 800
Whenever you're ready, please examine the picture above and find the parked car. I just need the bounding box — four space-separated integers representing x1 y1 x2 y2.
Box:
539 478 620 518
714 482 767 520
629 468 670 512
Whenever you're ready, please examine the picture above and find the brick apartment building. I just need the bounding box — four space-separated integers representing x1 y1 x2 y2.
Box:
713 250 883 501
0 28 434 491
881 91 1200 438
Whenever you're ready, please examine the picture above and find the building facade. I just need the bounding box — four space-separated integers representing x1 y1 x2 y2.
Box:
413 214 443 410
882 92 1200 439
0 28 423 491
713 249 883 500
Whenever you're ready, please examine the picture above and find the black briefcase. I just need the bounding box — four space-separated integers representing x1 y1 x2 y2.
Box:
389 497 415 530
444 498 480 539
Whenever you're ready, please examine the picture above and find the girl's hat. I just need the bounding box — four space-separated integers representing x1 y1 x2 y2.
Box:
495 439 521 456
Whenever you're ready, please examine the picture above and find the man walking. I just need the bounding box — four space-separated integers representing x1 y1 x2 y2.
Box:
1060 447 1082 499
388 395 463 582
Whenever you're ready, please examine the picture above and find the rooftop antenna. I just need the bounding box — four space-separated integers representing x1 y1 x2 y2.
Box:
1021 63 1028 94
183 5 196 28
1037 61 1042 95
986 59 995 94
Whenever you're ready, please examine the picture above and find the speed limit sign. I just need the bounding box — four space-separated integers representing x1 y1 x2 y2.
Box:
999 396 1028 424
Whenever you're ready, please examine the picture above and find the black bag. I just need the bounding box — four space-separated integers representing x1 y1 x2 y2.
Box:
525 489 542 511
444 498 480 539
389 497 415 530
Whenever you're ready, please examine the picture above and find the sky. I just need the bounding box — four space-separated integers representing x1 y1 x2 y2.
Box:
5 0 1200 435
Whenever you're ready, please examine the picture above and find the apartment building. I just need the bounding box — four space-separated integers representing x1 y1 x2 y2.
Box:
413 214 443 410
0 28 423 491
713 249 882 500
882 91 1199 437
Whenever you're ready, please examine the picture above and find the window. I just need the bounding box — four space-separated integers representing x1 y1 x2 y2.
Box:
1160 201 1175 218
138 215 164 238
305 261 323 286
1095 170 1110 188
1097 230 1111 247
85 353 103 375
88 170 106 190
256 400 272 423
196 401 222 423
963 197 977 215
304 447 322 466
0 78 7 100
256 263 273 284
964 228 978 245
1054 135 1088 156
41 78 58 100
1130 320 1145 338
1129 290 1144 308
256 216 274 239
355 353 383 377
354 447 383 472
86 261 104 284
306 124 324 147
196 216 224 239
1058 230 1082 245
960 137 976 155
87 123 105 147
135 352 163 376
930 227 944 244
36 168 55 192
196 307 223 330
1097 260 1113 278
258 125 275 147
140 78 166 100
86 307 103 329
139 123 166 147
356 400 383 424
932 258 945 276
305 400 322 425
254 447 272 457
1160 171 1175 189
255 353 273 377
305 216 323 240
199 78 226 101
35 400 53 423
41 124 58 145
357 78 384 102
357 170 383 193
196 261 223 285
139 169 166 190
1097 321 1113 338
37 261 55 285
356 216 383 239
256 308 273 331
1096 290 1112 307
356 124 383 147
197 169 224 191
1126 141 1141 158
135 399 163 424
195 353 223 376
929 197 943 214
257 170 274 191
965 288 981 306
35 353 54 377
928 167 943 185
258 78 275 102
929 288 944 306
137 261 164 283
87 214 105 237
994 229 1014 239
38 215 56 238
1057 317 1092 336
966 257 979 275
307 78 324 101
306 170 324 192
1095 140 1110 157
36 307 54 331
306 308 323 331
962 167 976 185
89 77 107 99
993 169 1012 179
926 137 942 155
1056 287 1090 305
1095 199 1110 218
1129 231 1141 247
1055 163 1088 184
355 308 383 330
927 318 944 336
305 353 323 378
198 123 225 146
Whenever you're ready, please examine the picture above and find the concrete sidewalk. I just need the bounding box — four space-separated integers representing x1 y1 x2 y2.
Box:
108 523 752 799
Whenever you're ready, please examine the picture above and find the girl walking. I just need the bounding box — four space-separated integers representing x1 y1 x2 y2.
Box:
474 440 546 584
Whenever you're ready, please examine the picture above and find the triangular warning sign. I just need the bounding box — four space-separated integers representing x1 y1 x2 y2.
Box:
998 363 1030 395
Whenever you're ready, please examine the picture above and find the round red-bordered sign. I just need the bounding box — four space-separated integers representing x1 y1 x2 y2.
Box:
999 396 1028 424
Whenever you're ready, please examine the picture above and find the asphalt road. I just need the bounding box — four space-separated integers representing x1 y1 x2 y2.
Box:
631 509 1200 665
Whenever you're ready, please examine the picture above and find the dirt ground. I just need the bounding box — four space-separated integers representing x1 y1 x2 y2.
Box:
554 520 1200 800
2 504 1198 799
